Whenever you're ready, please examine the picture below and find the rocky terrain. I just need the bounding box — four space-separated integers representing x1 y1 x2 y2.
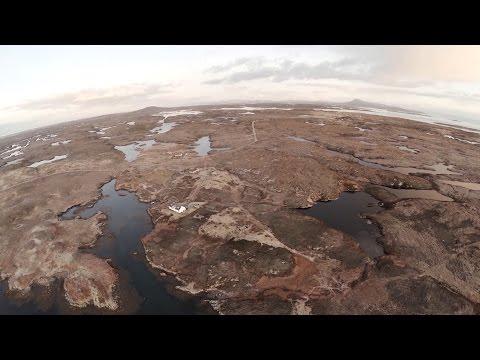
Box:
0 104 479 314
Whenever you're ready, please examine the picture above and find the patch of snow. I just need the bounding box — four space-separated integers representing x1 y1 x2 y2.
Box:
216 107 291 111
28 155 68 168
151 110 203 119
1 139 31 156
126 121 136 126
35 134 57 142
287 136 314 144
2 150 23 159
355 126 369 132
3 158 24 166
51 140 71 146
2 145 22 154
444 134 479 145
397 145 419 154
176 282 202 295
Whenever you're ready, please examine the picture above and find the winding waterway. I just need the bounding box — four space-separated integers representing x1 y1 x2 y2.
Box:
0 179 207 314
61 179 206 314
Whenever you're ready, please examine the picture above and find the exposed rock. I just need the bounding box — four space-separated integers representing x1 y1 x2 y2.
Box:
1 104 479 314
371 200 480 304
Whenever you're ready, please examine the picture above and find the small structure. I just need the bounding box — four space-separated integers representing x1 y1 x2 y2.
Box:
168 205 186 213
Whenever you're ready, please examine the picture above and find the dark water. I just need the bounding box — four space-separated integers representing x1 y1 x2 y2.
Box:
192 136 229 156
150 121 177 134
1 179 206 315
61 179 205 314
0 278 70 315
0 282 51 314
301 192 385 258
114 140 156 162
193 136 212 156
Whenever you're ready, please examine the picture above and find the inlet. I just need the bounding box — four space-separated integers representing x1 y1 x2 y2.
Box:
300 192 385 258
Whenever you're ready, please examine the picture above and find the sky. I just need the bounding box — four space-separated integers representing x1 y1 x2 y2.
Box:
1 45 479 136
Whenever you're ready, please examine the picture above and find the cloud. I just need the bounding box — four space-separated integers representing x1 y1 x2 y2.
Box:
329 45 480 84
205 67 277 84
205 57 265 73
8 83 172 111
204 46 480 89
204 57 375 85
2 46 480 134
0 82 178 134
201 48 480 119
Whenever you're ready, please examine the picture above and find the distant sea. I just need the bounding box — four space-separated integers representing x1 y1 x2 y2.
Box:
314 107 480 134
0 118 73 139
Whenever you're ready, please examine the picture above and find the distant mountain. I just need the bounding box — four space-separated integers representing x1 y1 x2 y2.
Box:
338 99 426 116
